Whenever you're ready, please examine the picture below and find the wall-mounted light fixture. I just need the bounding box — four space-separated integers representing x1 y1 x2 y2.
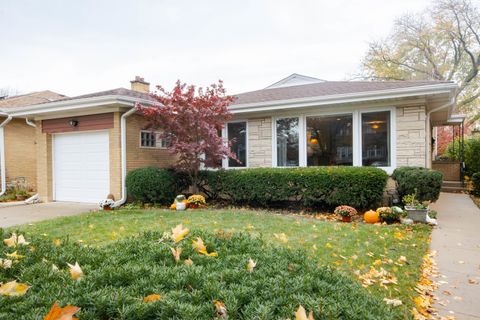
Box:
69 119 79 127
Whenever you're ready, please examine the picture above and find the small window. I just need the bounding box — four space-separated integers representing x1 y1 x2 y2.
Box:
227 122 247 167
276 117 299 167
140 131 170 149
362 111 391 167
140 131 156 147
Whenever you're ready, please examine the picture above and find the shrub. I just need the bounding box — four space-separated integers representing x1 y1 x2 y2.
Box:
199 167 388 210
0 231 395 319
472 172 480 196
392 167 443 203
126 167 188 204
445 136 480 176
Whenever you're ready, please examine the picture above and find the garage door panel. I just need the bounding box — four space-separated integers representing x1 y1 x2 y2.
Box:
53 131 110 203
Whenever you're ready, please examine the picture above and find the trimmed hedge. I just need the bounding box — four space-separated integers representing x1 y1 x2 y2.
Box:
126 167 189 204
199 167 388 210
392 167 443 203
0 230 395 319
472 172 480 196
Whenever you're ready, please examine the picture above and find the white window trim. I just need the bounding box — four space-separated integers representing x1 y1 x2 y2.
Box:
223 120 248 169
139 130 169 149
271 107 397 174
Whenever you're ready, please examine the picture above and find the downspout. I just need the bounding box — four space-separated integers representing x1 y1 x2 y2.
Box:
113 108 137 208
24 118 39 204
425 96 456 168
0 112 13 197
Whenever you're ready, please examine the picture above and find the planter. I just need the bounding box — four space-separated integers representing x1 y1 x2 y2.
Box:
102 206 112 211
341 216 352 223
382 217 398 225
405 206 428 223
176 202 186 211
189 203 199 209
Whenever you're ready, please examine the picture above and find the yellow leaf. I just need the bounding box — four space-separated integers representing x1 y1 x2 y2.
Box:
6 251 24 260
52 264 59 272
383 298 402 307
199 249 218 257
192 237 217 256
246 258 256 273
273 233 288 243
43 302 80 320
373 259 382 266
295 305 314 320
53 239 61 247
0 280 30 297
214 300 228 319
3 233 29 247
170 247 182 263
143 294 161 303
325 242 332 249
67 262 83 281
184 258 193 266
171 224 190 243
0 258 12 269
394 232 404 240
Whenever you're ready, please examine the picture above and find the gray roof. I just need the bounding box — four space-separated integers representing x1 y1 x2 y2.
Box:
55 87 156 102
232 80 454 105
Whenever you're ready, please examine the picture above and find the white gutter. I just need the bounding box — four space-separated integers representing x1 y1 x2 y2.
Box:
113 108 137 208
230 83 458 114
425 96 456 168
0 113 13 197
24 118 39 204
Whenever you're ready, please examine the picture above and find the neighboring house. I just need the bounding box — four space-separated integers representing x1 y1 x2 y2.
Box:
0 91 66 195
0 75 458 204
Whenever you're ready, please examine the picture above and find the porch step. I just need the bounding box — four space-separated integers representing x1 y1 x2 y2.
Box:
441 180 467 193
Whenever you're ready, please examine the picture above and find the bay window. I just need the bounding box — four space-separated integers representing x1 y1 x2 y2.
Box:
306 114 353 166
361 111 391 167
276 117 299 166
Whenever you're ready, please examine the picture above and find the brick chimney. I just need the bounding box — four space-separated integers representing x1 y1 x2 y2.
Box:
130 76 150 93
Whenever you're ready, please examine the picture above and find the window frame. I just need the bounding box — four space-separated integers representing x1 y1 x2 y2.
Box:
271 107 396 173
223 120 249 169
139 130 170 149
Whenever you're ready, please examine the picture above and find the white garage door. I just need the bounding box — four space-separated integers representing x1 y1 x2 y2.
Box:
53 131 110 203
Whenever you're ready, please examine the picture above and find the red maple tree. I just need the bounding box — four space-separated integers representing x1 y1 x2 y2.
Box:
136 80 236 192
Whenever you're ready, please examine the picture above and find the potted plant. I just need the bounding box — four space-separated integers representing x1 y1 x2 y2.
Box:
175 195 187 211
187 194 206 209
99 199 115 211
377 207 399 224
334 205 357 222
403 192 429 223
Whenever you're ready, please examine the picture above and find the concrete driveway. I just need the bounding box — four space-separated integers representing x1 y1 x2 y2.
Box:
0 202 98 228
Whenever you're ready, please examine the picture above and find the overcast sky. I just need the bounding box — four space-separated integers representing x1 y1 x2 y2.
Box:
0 0 432 97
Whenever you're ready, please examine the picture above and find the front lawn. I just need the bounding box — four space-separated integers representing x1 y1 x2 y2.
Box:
4 208 431 318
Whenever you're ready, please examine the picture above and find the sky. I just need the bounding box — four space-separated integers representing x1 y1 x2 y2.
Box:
0 0 432 97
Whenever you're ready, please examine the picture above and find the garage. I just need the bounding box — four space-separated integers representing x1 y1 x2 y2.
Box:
53 131 110 203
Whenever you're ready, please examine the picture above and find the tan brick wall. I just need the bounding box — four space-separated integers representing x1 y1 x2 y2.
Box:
396 106 426 167
247 117 272 167
3 118 37 190
125 113 176 171
35 121 53 202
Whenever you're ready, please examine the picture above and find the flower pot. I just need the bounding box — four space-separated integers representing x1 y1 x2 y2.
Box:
189 203 199 209
341 216 352 223
103 206 112 211
405 207 428 223
176 202 186 211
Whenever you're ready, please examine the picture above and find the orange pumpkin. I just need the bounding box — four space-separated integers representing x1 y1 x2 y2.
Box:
170 203 176 210
364 210 380 224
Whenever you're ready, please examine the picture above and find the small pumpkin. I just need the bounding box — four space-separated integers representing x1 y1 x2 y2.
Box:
364 210 380 224
170 203 176 210
182 199 189 208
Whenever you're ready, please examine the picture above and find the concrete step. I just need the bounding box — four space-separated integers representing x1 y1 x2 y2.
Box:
441 185 467 193
443 180 463 188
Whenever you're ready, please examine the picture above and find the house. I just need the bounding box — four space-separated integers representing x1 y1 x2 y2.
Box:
0 75 458 204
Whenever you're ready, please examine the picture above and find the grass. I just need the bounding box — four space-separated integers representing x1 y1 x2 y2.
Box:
0 231 395 319
5 208 432 317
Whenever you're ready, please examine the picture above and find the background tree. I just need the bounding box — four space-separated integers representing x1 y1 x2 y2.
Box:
361 0 480 123
136 80 236 193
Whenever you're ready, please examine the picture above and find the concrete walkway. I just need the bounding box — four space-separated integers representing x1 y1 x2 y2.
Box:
0 202 98 228
431 193 480 319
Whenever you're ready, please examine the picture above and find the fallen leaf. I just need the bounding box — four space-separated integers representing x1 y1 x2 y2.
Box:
325 242 332 249
214 300 227 318
170 247 182 263
43 302 80 320
273 233 288 243
53 239 61 247
0 258 12 269
468 278 478 284
393 232 404 240
184 258 193 266
143 294 161 302
171 224 190 243
295 305 314 320
6 251 24 260
3 233 29 247
246 258 256 273
67 262 83 281
52 264 59 272
192 237 217 257
383 298 403 306
0 280 30 296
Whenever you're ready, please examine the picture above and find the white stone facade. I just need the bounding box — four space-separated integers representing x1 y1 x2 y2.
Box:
396 106 426 167
247 117 272 167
